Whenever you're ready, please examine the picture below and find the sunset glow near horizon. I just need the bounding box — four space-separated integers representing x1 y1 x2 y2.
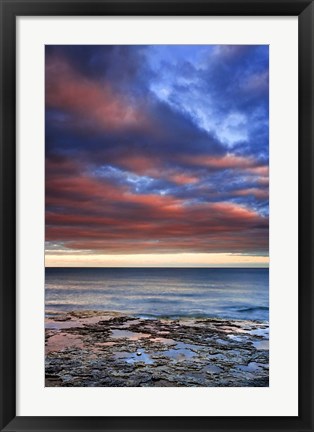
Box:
45 45 269 267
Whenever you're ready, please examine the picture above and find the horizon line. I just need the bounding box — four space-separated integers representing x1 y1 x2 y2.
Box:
45 265 269 269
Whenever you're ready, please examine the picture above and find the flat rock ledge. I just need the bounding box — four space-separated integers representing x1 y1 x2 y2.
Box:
45 310 269 387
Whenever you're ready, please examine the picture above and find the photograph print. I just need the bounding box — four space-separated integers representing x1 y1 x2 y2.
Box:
45 45 269 387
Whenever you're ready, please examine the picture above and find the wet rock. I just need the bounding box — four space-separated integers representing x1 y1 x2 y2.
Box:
45 311 269 387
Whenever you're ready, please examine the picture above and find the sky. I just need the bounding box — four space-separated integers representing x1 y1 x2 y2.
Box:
45 45 269 267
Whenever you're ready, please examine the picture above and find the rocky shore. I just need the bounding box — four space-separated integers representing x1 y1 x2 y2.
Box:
45 310 269 387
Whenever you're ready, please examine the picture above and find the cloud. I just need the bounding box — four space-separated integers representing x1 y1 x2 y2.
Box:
45 157 268 254
45 45 269 258
46 55 150 132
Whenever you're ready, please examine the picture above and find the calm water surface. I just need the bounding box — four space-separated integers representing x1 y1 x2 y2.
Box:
45 268 269 321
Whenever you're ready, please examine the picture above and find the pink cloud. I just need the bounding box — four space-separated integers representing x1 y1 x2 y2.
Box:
46 56 150 132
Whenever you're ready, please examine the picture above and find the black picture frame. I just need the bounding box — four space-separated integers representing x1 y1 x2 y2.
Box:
0 0 313 431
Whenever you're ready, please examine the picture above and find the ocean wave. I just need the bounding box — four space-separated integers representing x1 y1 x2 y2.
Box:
236 306 269 313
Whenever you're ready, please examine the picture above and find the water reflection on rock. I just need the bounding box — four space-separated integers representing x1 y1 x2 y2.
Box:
45 311 269 387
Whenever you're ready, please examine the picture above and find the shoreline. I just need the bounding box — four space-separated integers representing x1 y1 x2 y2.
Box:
45 310 269 387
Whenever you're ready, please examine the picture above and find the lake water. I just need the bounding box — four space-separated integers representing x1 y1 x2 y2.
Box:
45 267 268 321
